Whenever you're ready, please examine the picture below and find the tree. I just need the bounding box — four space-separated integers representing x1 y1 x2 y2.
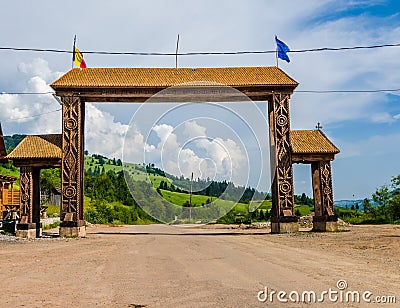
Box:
372 185 390 220
389 194 400 221
363 198 373 214
392 175 400 188
389 176 400 221
259 210 265 221
40 168 61 193
300 193 308 205
159 181 166 190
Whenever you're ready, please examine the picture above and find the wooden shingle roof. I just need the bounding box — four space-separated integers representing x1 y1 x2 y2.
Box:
51 67 298 89
6 134 62 160
290 130 340 154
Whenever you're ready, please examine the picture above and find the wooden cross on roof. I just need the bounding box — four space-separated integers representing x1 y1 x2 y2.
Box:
316 122 323 130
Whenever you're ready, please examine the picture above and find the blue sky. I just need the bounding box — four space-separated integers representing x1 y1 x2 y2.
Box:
0 0 400 200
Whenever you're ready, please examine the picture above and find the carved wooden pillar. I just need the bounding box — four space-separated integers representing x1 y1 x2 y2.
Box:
268 93 298 233
19 166 33 222
60 95 86 237
16 166 41 238
312 161 338 231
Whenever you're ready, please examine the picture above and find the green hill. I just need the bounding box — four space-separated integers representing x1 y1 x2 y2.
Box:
1 148 278 224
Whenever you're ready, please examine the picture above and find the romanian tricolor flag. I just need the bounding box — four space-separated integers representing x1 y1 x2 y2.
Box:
73 47 87 68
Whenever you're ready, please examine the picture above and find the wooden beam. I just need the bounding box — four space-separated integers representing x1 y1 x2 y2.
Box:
292 153 336 163
12 159 61 168
54 86 295 103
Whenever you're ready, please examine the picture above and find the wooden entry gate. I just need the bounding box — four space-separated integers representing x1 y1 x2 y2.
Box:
48 66 338 237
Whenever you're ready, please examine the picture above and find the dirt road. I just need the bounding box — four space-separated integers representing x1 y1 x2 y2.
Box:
1 224 399 307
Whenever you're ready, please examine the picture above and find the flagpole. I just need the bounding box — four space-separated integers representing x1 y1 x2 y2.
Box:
275 34 279 68
175 34 180 69
72 35 76 69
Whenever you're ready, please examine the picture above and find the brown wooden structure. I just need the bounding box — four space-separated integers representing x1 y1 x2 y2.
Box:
0 174 20 219
6 135 61 238
0 124 20 219
291 130 340 231
48 66 338 236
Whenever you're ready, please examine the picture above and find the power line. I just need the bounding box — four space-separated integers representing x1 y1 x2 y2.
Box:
1 87 399 122
1 91 55 95
0 43 400 56
1 108 61 123
295 88 400 94
1 88 400 96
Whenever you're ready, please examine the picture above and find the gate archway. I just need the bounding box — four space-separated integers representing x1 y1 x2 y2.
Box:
3 66 338 237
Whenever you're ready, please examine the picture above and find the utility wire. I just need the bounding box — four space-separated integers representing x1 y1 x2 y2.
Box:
2 88 400 96
1 91 55 95
1 87 400 122
1 108 61 123
296 88 400 93
1 43 400 56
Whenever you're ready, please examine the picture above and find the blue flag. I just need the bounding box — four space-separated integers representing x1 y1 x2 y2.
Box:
275 36 290 63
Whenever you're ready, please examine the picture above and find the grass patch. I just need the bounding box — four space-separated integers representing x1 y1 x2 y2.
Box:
42 221 60 230
294 204 314 216
84 198 157 225
0 165 20 188
44 204 60 217
160 190 213 207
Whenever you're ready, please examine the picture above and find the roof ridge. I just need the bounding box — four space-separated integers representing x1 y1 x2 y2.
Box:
50 66 299 90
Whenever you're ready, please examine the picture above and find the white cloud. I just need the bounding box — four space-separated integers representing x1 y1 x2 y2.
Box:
149 120 249 186
0 58 62 134
18 58 62 83
370 112 396 123
85 104 129 159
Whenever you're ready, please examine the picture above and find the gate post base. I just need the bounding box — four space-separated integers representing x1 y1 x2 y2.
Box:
59 220 86 238
271 217 299 234
16 223 42 239
313 216 338 232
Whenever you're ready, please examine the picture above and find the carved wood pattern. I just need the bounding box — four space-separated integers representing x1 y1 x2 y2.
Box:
269 93 295 217
320 161 335 216
61 96 83 223
19 166 33 222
